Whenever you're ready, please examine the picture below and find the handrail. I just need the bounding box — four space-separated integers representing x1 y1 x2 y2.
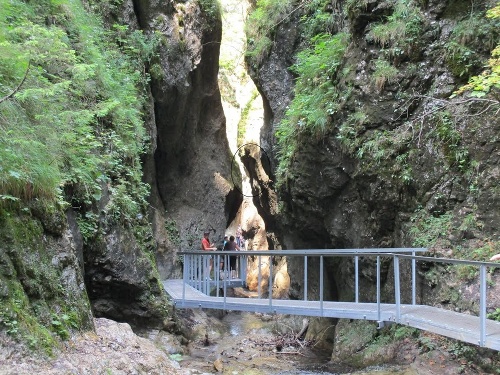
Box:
179 248 428 256
179 248 500 348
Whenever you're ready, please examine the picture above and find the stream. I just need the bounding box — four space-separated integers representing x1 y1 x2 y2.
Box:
176 311 416 375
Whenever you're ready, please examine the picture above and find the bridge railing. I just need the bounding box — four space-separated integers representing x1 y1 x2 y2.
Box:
180 248 500 346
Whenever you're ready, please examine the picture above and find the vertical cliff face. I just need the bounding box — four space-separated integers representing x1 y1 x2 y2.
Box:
246 0 499 304
130 1 235 279
0 0 234 342
46 0 233 329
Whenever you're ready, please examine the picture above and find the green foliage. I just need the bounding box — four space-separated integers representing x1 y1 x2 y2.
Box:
447 341 478 365
367 0 425 61
347 126 414 184
0 0 155 241
77 211 99 242
197 0 221 26
0 0 156 351
276 32 349 184
391 325 419 340
348 323 419 362
169 353 184 361
428 111 470 172
0 280 57 353
453 4 500 97
237 89 260 147
409 208 453 247
445 41 481 78
49 312 79 340
336 110 369 153
372 57 399 91
456 240 500 280
50 314 69 340
165 216 181 248
300 0 335 41
85 0 124 16
488 307 500 321
455 263 479 281
245 0 295 66
445 9 500 78
0 210 91 350
0 305 20 335
418 335 437 352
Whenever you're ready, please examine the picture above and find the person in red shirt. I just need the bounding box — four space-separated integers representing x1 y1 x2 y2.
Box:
201 231 216 276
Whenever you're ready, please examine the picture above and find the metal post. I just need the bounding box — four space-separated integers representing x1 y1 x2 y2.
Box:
304 255 308 301
258 256 262 298
223 254 227 309
188 253 193 285
192 254 195 289
186 254 190 286
412 251 416 305
480 264 487 347
320 255 324 316
355 255 359 303
235 253 239 279
204 254 209 295
269 256 273 310
197 254 202 291
241 253 247 287
394 255 401 323
182 254 187 305
224 253 228 295
206 253 211 295
377 256 381 323
195 254 198 286
215 253 220 297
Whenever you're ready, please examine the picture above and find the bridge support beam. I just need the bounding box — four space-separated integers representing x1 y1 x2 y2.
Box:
394 255 401 323
480 264 486 347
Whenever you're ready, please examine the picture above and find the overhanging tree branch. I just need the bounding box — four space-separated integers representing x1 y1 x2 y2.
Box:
0 60 30 104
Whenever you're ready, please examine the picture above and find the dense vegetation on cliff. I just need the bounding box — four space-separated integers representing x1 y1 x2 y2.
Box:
246 0 499 252
1 0 500 371
0 0 155 227
245 0 500 370
248 0 499 187
0 0 167 352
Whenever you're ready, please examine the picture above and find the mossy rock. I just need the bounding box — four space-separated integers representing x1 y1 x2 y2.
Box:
333 319 378 362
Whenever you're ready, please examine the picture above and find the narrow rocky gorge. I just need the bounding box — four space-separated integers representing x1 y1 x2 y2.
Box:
1 0 500 373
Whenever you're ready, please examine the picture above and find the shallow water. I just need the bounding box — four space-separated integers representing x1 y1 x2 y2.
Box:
180 311 414 375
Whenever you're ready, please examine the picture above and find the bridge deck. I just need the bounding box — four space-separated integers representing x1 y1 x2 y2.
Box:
163 279 500 351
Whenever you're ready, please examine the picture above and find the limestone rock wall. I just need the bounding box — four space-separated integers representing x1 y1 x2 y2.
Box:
246 0 500 306
83 0 234 326
132 0 236 278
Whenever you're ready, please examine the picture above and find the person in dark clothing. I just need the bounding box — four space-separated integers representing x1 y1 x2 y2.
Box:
223 235 240 276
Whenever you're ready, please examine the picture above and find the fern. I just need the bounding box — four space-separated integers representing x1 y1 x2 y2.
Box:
276 32 349 184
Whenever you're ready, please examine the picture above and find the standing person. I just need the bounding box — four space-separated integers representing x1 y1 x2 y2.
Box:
223 235 240 277
201 231 216 277
219 235 229 270
236 224 242 248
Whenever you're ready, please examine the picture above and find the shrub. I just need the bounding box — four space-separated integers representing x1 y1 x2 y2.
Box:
452 4 500 97
409 208 453 247
445 11 500 79
276 32 349 184
245 0 295 66
0 0 154 234
367 0 425 61
372 57 399 91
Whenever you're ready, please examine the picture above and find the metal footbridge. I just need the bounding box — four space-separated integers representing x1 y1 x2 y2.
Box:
163 248 500 351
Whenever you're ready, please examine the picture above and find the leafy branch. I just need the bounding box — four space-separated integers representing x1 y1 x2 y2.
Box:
452 3 500 100
0 60 30 104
